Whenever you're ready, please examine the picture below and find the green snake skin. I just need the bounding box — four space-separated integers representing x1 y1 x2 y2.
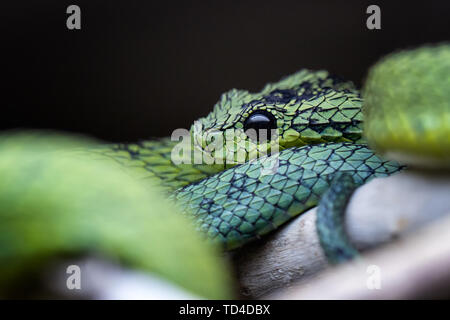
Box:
82 69 403 249
191 70 364 153
363 43 450 167
0 133 233 298
86 70 366 192
173 143 399 249
85 138 218 192
316 43 450 263
0 44 447 297
316 173 360 264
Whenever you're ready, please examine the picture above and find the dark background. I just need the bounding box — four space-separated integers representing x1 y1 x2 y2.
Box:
3 1 450 142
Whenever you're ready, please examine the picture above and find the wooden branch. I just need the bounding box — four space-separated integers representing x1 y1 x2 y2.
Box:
346 170 450 250
233 170 450 298
269 212 450 299
232 207 328 298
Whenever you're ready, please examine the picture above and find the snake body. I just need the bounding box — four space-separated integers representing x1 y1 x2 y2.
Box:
173 143 399 249
87 69 403 249
87 69 366 192
90 45 449 250
0 44 448 297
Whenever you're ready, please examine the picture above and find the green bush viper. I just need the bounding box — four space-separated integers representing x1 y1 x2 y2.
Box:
0 44 448 296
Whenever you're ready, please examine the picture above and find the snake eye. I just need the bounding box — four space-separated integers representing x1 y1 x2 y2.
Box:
243 111 277 142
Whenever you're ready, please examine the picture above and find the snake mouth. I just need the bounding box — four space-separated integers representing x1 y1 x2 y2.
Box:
192 125 242 165
191 121 281 166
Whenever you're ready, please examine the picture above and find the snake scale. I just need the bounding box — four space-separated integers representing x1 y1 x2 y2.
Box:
87 70 402 250
0 44 448 298
88 44 450 251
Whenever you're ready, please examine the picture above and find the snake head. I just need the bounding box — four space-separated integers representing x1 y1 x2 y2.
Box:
191 70 364 165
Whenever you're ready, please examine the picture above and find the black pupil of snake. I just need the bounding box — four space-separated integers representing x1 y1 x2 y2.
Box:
243 111 277 142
